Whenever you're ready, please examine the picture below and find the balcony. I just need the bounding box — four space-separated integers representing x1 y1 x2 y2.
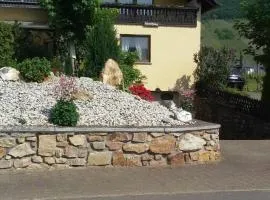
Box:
101 4 198 27
0 0 39 8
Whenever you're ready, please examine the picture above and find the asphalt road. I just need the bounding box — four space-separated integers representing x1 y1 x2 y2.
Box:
0 140 269 200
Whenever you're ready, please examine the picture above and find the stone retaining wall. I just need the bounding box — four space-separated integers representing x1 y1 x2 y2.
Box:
0 124 220 170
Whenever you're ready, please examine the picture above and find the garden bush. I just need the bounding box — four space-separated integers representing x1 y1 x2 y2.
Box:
129 84 154 101
50 100 79 126
16 57 51 82
0 22 15 68
194 46 236 90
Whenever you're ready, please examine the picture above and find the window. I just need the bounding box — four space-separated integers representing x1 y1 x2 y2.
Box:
121 35 151 63
101 0 153 5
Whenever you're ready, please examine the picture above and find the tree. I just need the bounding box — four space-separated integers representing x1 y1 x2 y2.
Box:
235 0 270 102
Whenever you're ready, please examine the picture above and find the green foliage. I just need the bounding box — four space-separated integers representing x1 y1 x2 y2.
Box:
214 28 235 40
16 57 51 82
0 22 15 68
83 8 120 79
223 87 249 97
119 52 145 90
50 100 79 127
194 46 236 90
234 0 270 102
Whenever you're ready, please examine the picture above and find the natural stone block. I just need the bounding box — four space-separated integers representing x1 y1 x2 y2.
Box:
0 160 13 169
69 135 86 146
32 156 43 163
9 143 35 158
57 141 69 147
150 133 165 138
112 152 126 166
132 133 147 143
30 142 37 149
27 163 49 170
190 152 199 161
56 134 67 142
0 147 6 159
178 134 206 152
209 151 221 161
64 146 78 158
154 155 162 161
44 157 55 165
78 148 88 158
112 152 142 167
26 137 36 142
0 137 16 148
88 152 112 166
123 143 149 154
38 135 57 157
141 154 153 161
5 155 11 160
171 133 183 137
203 134 211 141
184 153 192 163
108 133 131 142
106 142 123 151
55 158 67 164
17 137 25 144
125 155 142 167
92 142 106 150
55 148 64 158
14 157 31 168
52 164 69 169
198 152 210 162
149 159 167 167
168 153 185 166
68 158 86 166
88 135 104 142
149 135 176 154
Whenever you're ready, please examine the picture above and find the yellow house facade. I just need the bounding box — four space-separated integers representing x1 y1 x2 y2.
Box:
0 0 217 91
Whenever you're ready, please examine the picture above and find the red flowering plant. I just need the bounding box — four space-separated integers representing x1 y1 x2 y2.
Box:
129 84 154 102
179 89 195 112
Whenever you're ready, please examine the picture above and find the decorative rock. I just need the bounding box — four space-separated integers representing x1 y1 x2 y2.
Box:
17 137 25 144
149 135 176 154
78 148 88 158
0 137 16 148
0 67 20 81
108 133 131 142
88 152 112 166
64 146 78 158
150 133 165 138
92 142 106 150
132 133 147 143
38 135 57 156
26 136 36 142
14 157 31 168
55 148 64 158
69 135 86 146
0 160 13 169
0 147 6 159
55 158 67 164
178 134 206 152
168 153 185 166
101 59 123 87
8 143 35 158
106 142 123 151
56 134 67 142
88 135 104 142
68 158 86 166
44 157 55 165
123 143 149 154
32 156 43 163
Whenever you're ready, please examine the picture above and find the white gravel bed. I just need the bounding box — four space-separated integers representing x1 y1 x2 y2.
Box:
0 77 188 127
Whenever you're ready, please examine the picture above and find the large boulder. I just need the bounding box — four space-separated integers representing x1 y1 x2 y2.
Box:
0 67 20 81
101 59 123 87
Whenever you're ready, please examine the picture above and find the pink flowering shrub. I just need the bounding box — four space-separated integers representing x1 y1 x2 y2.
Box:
54 75 78 101
179 89 195 112
129 84 154 102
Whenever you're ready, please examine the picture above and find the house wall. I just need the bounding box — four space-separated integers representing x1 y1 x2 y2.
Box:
115 7 201 90
0 8 47 23
155 0 186 6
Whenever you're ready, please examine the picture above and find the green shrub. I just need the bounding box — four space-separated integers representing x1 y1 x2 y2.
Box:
17 57 51 82
0 22 15 67
214 28 235 40
50 100 79 127
194 46 236 90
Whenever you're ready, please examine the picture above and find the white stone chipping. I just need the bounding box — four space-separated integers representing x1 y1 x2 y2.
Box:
0 77 190 126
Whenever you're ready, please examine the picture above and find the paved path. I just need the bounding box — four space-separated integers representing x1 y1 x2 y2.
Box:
0 140 270 200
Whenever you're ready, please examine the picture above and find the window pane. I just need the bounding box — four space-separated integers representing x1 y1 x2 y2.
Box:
121 36 150 62
101 0 116 3
137 0 152 5
118 0 133 4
